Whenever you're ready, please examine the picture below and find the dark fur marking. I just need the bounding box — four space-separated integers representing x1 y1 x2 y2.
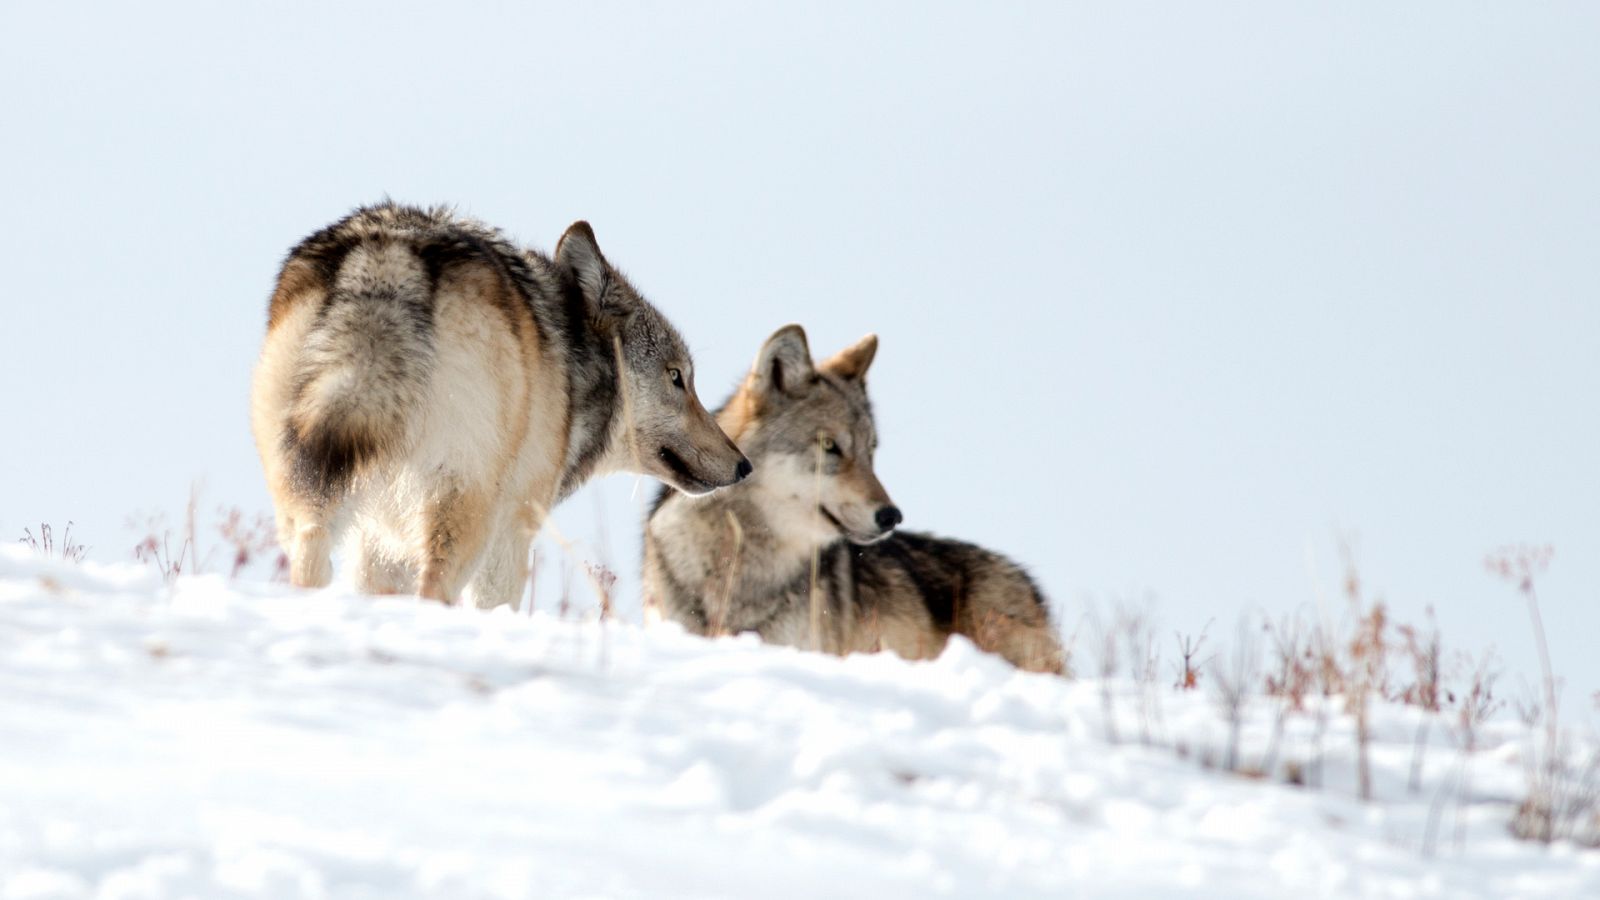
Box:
864 533 965 631
415 238 464 291
282 420 379 500
646 482 674 518
657 446 699 488
415 231 534 340
267 237 353 327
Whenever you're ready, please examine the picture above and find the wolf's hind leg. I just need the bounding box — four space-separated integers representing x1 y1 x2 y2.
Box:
353 531 416 595
1000 622 1068 675
968 611 1067 675
281 491 352 590
415 482 494 605
290 521 335 588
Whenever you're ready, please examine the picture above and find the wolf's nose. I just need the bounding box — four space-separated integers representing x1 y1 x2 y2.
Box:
733 458 754 483
875 505 902 532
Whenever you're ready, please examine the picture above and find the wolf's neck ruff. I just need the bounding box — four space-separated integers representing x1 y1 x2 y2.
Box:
647 486 826 632
548 281 621 502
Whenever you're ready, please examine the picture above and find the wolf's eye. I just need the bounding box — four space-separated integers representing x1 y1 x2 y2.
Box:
820 436 840 455
668 368 685 390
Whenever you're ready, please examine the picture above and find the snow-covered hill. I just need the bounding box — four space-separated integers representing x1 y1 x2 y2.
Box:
1 548 1595 898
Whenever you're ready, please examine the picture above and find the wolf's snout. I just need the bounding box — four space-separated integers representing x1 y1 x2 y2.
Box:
874 505 903 532
734 458 753 483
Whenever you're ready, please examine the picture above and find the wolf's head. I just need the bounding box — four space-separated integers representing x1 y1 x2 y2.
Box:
719 324 901 545
556 222 750 496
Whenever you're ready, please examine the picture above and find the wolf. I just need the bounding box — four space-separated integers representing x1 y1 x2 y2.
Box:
642 324 1066 674
251 201 749 607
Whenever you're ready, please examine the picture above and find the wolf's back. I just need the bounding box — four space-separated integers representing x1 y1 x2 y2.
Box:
267 203 547 498
272 206 462 497
284 239 434 495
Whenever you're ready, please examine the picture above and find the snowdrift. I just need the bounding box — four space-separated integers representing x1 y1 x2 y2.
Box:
1 548 1595 898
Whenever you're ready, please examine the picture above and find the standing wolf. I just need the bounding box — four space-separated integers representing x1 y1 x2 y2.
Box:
643 325 1065 674
252 202 750 607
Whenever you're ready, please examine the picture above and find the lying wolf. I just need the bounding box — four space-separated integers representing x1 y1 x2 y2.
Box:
252 202 749 606
644 324 1065 673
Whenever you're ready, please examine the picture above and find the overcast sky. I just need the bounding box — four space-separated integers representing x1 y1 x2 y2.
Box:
3 2 1596 693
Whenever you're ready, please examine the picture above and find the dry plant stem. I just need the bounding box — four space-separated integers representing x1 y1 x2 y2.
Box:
1400 615 1442 795
1139 640 1164 745
20 522 89 563
1121 608 1160 746
1453 651 1501 849
1489 545 1563 843
1259 706 1285 778
1454 752 1473 850
1209 620 1256 773
807 435 825 652
184 485 199 574
1261 614 1310 780
134 517 193 581
133 489 289 582
1354 681 1373 798
1510 691 1552 842
1101 685 1118 744
586 561 617 622
1523 579 1560 813
1421 759 1461 857
1260 715 1284 781
1556 751 1600 847
710 510 744 636
1340 544 1386 802
1172 620 1211 691
1087 605 1120 744
523 545 542 615
1406 719 1430 793
217 507 284 579
1308 624 1340 790
525 500 617 619
1309 702 1328 790
558 556 574 620
588 560 618 670
592 332 643 661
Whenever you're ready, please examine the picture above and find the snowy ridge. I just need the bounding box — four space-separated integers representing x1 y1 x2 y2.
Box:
1 547 1595 899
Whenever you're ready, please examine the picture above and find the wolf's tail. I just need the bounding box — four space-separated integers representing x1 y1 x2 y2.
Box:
283 240 435 497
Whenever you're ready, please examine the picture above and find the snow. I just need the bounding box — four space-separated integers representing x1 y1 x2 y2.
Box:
1 546 1595 899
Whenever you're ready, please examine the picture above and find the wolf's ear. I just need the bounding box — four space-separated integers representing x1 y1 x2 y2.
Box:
751 324 815 401
555 221 614 305
820 333 877 382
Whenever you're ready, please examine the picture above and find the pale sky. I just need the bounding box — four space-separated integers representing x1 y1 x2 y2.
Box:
3 2 1596 694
